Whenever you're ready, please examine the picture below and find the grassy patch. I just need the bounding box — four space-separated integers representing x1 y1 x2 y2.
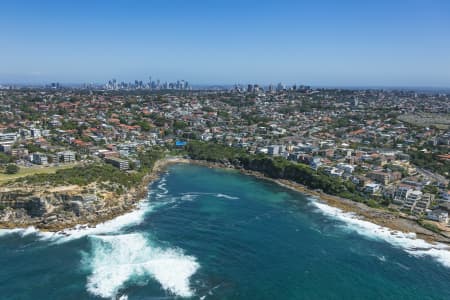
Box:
0 164 77 184
418 219 442 234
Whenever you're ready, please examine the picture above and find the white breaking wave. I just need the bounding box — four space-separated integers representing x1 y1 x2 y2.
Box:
310 199 450 268
0 227 28 237
1 175 200 298
52 200 153 243
0 226 56 240
181 194 199 201
152 179 169 199
215 193 239 200
153 189 239 205
157 178 169 195
0 226 55 241
0 200 152 243
85 233 199 299
180 192 239 200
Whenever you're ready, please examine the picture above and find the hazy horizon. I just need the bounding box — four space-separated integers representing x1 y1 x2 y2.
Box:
1 0 450 87
2 81 450 91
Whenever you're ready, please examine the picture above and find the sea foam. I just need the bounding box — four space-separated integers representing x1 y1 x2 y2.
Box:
1 173 200 298
180 192 239 200
85 233 199 299
215 193 239 200
0 180 178 244
310 199 450 268
0 226 55 240
0 199 152 243
26 199 153 245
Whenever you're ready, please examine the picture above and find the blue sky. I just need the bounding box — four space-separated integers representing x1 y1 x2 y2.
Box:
1 0 450 87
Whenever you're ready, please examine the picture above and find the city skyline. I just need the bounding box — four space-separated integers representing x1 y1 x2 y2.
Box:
1 0 450 87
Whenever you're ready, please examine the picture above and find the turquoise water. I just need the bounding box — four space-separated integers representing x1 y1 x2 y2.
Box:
1 164 450 299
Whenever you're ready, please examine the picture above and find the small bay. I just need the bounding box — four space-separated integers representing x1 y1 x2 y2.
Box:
0 164 449 299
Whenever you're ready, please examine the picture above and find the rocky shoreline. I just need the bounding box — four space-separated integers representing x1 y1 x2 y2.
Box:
1 157 449 247
0 157 188 232
187 159 450 246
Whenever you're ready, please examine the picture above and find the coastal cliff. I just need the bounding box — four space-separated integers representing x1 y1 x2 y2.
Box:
0 155 186 231
0 142 448 245
0 184 133 230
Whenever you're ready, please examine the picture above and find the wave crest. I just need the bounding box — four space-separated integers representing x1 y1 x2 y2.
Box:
310 199 450 268
85 233 199 298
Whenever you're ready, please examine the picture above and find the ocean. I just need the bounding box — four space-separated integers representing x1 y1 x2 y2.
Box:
0 164 449 299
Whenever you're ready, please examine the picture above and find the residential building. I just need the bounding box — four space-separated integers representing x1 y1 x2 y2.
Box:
31 153 48 165
57 151 76 163
402 190 423 212
427 209 449 223
105 157 129 171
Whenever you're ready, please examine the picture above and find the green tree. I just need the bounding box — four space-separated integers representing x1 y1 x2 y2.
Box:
5 164 19 174
136 120 151 131
0 152 13 164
